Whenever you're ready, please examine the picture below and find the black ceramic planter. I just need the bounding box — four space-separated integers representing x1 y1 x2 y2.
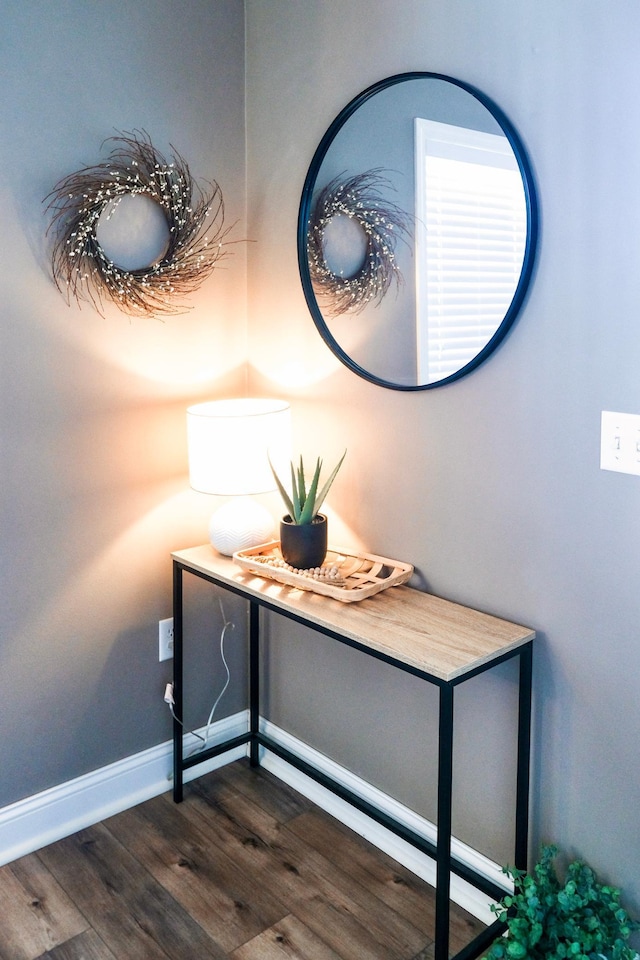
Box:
280 514 328 569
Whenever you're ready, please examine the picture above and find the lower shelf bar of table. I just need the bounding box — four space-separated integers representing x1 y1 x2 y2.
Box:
180 732 253 773
255 731 507 904
175 725 508 905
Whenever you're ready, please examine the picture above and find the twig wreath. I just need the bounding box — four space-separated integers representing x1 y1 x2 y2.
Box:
44 131 235 317
306 169 412 317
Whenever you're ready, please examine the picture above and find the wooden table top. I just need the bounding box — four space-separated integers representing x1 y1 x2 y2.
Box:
172 545 535 683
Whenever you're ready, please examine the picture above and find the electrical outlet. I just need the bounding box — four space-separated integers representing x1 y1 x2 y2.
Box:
159 618 174 661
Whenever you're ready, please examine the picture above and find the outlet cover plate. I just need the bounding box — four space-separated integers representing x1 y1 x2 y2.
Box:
601 411 640 476
159 618 174 661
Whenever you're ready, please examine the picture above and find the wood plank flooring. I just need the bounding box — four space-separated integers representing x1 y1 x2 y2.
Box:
0 759 485 960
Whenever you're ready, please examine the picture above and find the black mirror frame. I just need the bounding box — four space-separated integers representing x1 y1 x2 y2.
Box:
298 72 539 391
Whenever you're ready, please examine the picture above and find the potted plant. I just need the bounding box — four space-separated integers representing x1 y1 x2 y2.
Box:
484 845 638 960
269 450 346 569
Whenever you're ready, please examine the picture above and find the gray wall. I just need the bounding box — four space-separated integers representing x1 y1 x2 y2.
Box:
0 0 248 805
245 0 640 936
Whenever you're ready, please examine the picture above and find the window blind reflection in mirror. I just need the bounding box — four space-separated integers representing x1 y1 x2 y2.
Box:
414 119 527 383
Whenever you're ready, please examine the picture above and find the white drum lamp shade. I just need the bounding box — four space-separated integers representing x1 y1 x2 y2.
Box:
187 398 291 556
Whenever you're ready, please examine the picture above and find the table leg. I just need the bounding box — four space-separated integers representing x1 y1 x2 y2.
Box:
435 683 454 960
172 562 184 803
249 600 260 767
515 641 533 869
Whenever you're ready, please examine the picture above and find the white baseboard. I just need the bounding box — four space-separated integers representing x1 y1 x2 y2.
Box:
0 711 248 868
259 720 508 925
0 712 506 926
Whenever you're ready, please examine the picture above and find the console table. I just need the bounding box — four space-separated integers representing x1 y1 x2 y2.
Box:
171 545 534 960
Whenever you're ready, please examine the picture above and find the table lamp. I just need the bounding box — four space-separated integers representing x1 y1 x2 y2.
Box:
186 398 291 556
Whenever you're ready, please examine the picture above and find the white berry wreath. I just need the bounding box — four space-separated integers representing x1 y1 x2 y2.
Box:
45 131 235 317
306 169 412 317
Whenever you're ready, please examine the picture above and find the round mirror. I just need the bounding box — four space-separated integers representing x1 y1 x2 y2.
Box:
298 73 538 390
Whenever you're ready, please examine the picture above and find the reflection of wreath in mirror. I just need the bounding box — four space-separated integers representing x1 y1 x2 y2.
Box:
45 131 235 317
307 169 412 317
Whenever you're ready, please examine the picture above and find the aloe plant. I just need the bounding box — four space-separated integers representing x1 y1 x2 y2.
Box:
269 451 346 525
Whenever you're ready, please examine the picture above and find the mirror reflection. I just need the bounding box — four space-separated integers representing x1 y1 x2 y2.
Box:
298 73 538 390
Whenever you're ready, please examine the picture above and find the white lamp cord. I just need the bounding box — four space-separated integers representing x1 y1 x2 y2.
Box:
199 598 233 749
165 598 234 757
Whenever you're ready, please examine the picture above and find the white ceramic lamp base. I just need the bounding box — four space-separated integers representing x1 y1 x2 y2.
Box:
209 497 274 556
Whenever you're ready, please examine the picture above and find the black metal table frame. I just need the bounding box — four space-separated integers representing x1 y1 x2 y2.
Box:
172 558 533 960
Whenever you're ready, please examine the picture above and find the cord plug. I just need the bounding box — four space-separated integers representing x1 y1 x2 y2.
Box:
164 682 175 705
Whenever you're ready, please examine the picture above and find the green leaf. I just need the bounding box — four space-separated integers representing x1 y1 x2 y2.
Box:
296 455 307 509
291 460 302 522
299 458 322 525
268 453 295 519
506 941 528 959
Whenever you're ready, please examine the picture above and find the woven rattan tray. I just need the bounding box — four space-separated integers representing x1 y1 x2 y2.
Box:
233 541 413 602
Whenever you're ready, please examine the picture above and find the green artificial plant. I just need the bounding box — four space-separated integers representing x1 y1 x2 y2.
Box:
485 845 637 960
269 451 346 525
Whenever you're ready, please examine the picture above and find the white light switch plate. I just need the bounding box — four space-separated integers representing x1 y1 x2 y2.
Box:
600 411 640 476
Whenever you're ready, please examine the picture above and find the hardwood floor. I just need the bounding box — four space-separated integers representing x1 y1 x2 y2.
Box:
0 760 485 960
